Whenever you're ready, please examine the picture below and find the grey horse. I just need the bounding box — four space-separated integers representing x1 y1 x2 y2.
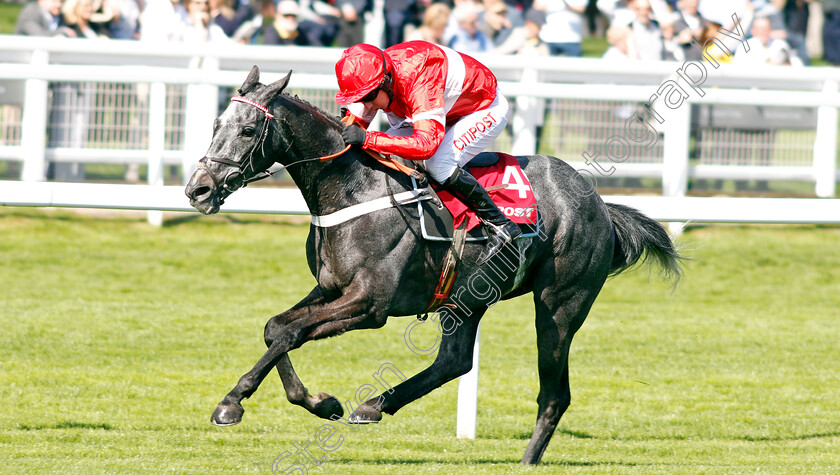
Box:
184 67 682 464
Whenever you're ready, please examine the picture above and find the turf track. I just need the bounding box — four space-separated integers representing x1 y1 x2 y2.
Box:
1 208 838 474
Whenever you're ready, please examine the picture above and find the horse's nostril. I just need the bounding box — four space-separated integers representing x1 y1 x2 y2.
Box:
192 185 213 201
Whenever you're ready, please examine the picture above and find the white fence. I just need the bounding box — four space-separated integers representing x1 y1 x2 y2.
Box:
1 35 839 206
2 36 840 441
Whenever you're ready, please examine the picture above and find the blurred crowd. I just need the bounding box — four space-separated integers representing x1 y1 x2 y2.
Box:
11 0 840 65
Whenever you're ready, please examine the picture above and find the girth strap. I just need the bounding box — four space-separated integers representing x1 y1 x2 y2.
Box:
423 222 468 313
311 188 433 227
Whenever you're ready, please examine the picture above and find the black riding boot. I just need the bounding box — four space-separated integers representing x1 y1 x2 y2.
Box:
444 167 522 264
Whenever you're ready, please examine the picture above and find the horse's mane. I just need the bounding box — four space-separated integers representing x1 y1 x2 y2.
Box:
277 91 343 129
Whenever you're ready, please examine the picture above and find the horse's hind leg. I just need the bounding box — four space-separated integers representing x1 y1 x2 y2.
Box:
521 281 602 465
348 308 485 423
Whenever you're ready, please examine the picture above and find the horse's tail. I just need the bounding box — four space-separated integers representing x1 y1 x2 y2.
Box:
606 203 684 284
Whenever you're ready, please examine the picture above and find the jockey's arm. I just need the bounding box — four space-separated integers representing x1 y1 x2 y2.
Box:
362 119 445 160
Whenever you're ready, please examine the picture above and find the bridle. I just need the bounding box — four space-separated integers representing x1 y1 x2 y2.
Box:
198 96 351 204
198 94 423 205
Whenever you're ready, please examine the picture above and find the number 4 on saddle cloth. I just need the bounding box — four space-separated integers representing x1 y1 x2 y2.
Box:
418 152 540 242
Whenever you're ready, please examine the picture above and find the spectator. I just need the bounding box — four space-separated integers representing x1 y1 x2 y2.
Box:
211 0 254 37
63 0 112 38
602 24 636 58
139 0 188 42
296 0 341 45
384 0 415 47
495 7 549 54
503 0 534 11
54 0 109 182
14 0 81 181
90 0 117 33
180 0 230 42
108 0 142 39
598 0 672 27
448 1 493 52
698 20 734 63
444 0 477 42
406 2 451 44
335 0 370 47
698 0 753 48
262 0 325 45
735 15 801 64
14 0 76 37
628 0 665 60
61 0 111 181
671 0 705 60
478 0 521 47
109 0 143 181
535 0 588 56
782 0 810 65
751 0 792 47
823 0 840 64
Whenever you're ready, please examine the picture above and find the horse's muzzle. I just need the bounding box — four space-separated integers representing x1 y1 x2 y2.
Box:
185 168 221 215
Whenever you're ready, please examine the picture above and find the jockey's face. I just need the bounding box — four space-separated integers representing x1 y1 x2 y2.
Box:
360 89 390 111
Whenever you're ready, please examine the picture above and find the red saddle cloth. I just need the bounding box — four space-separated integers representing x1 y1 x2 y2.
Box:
437 153 537 231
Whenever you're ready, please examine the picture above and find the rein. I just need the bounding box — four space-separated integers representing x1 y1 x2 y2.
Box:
202 96 425 202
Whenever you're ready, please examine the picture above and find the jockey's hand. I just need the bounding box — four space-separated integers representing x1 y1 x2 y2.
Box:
341 124 366 146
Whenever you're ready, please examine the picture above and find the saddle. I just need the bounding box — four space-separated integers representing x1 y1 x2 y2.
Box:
414 152 540 242
337 149 540 313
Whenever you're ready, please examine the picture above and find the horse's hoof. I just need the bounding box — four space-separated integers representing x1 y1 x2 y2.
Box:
348 404 382 424
211 402 244 426
311 392 344 420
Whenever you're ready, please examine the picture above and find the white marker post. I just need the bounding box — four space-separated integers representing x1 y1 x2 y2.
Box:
456 323 480 439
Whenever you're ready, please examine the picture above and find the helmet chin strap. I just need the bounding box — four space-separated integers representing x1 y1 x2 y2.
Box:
379 49 395 106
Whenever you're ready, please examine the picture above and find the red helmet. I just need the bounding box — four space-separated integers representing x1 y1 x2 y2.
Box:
335 44 392 104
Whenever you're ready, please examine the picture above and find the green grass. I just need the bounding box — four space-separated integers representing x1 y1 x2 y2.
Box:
1 209 839 474
0 1 22 34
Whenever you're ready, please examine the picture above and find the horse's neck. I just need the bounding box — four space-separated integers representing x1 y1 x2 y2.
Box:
284 141 387 217
274 101 396 216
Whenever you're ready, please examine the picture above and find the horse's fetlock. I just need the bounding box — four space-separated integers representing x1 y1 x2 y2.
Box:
285 387 307 404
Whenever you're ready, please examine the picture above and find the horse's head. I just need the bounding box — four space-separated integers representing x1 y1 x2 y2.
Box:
185 66 292 215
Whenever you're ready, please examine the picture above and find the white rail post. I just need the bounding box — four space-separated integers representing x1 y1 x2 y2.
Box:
20 49 49 182
182 56 220 184
456 323 480 439
147 82 167 226
814 79 838 198
662 102 691 235
510 67 539 156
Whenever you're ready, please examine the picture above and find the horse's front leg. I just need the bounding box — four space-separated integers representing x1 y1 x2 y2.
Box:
265 287 344 419
211 285 375 426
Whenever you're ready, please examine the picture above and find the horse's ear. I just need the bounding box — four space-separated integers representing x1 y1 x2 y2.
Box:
238 65 261 95
260 70 292 102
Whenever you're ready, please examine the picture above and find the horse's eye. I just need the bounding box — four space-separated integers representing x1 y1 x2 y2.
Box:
242 126 256 137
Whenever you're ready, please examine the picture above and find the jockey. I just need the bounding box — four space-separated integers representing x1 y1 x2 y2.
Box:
334 40 522 264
